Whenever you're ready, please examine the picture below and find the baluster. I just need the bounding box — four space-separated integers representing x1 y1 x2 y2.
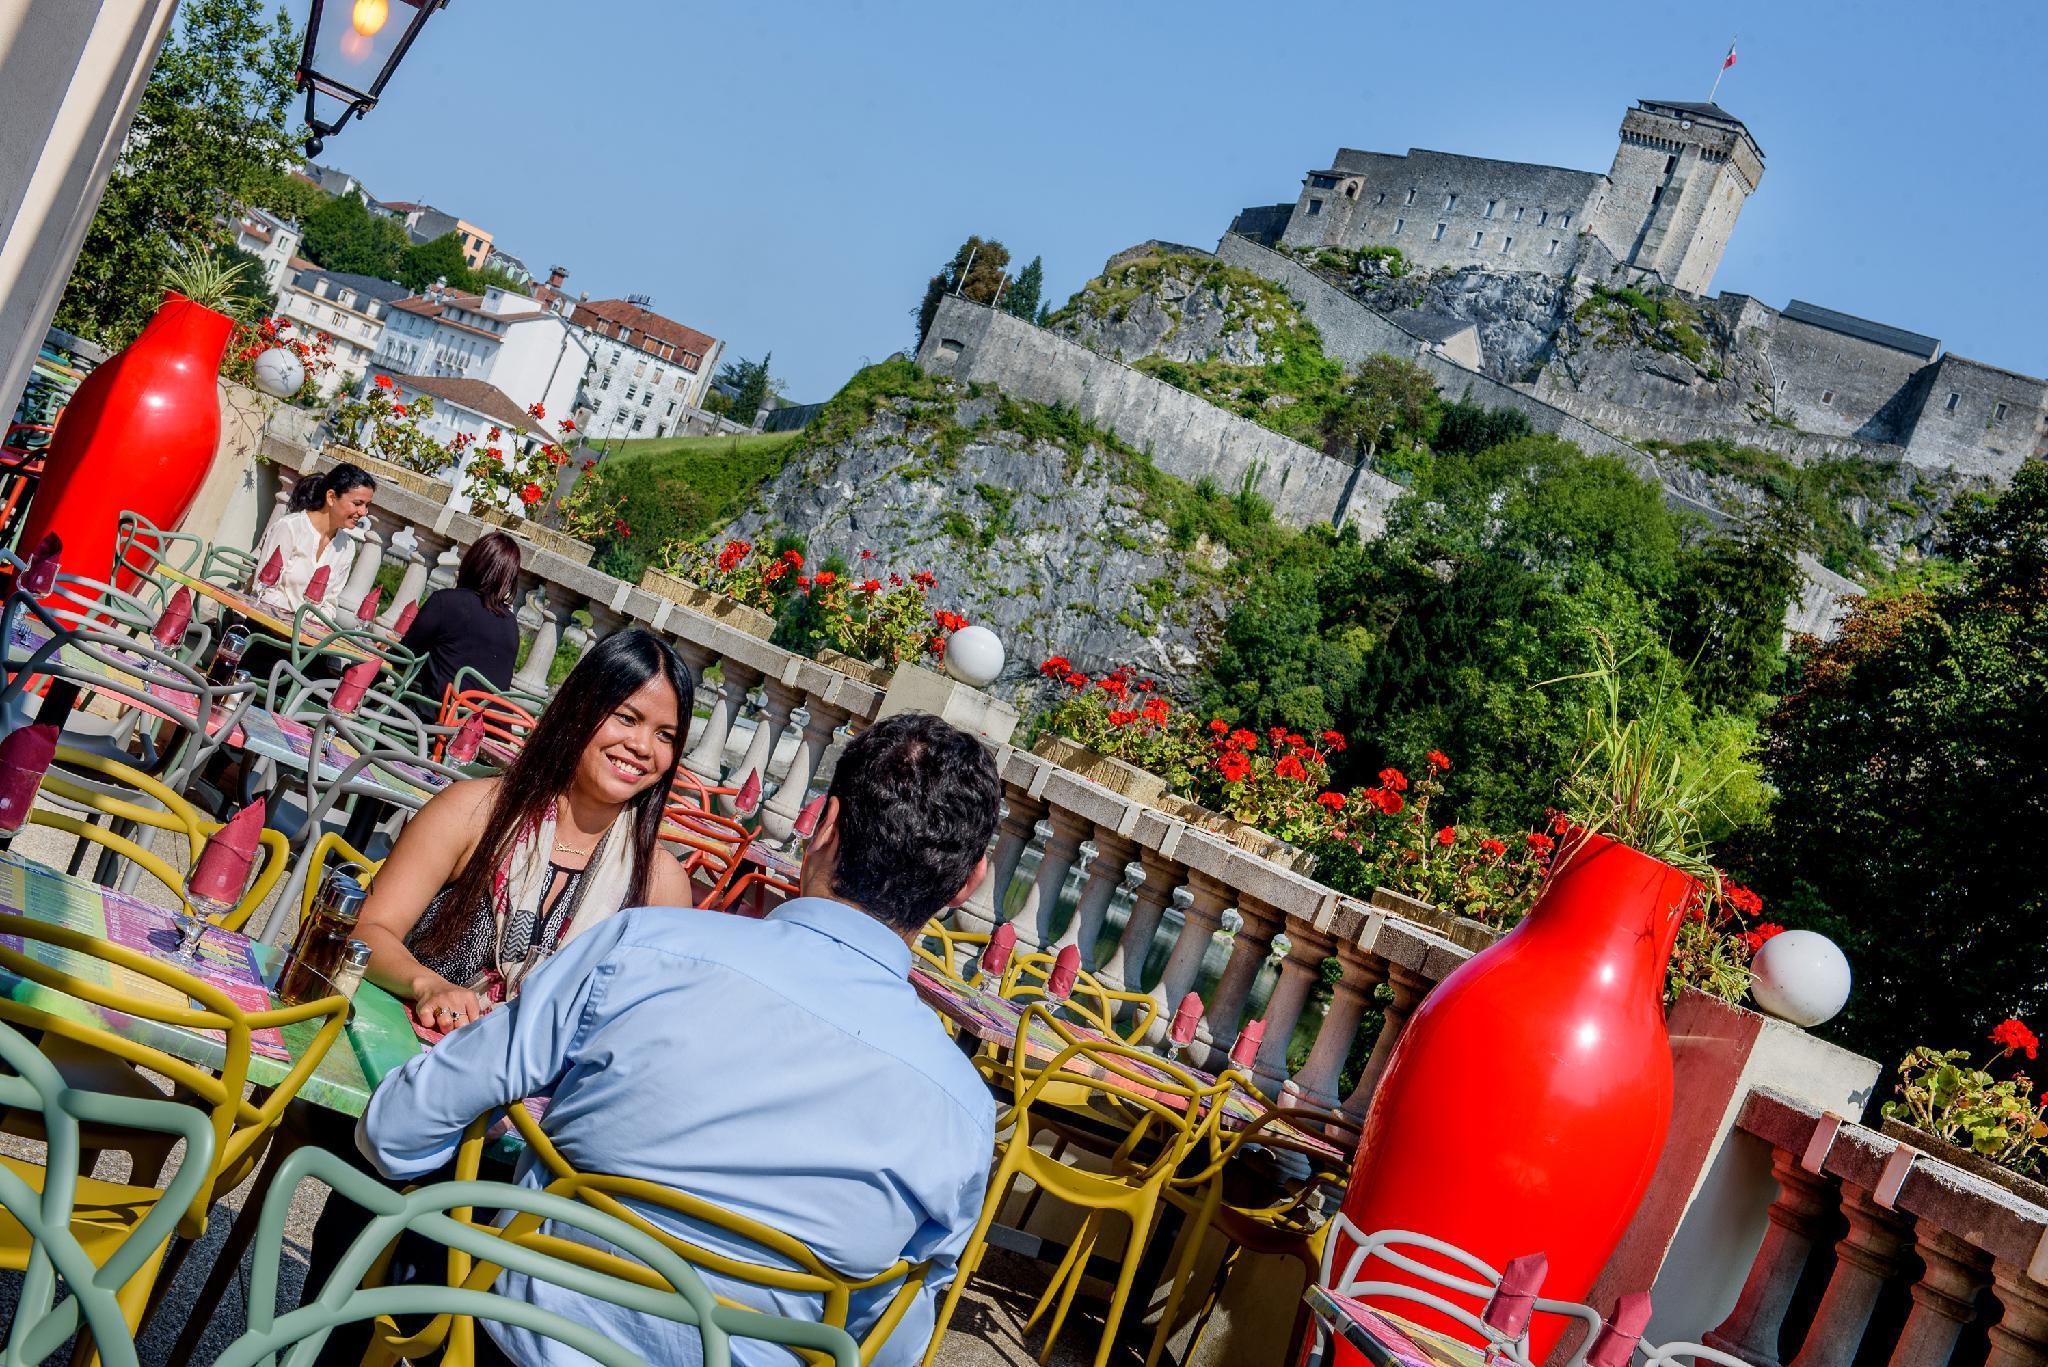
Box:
1341 962 1430 1121
1289 940 1386 1110
682 659 750 782
759 700 845 843
1787 1182 1913 1367
723 678 796 816
337 519 385 616
1199 894 1282 1068
1251 925 1337 1098
376 528 434 628
1985 1260 2048 1367
572 601 624 666
986 785 1048 923
1013 808 1089 949
953 812 1006 942
1153 871 1233 1024
1051 830 1136 965
1888 1228 1992 1367
1706 1150 1844 1367
1098 847 1185 996
511 584 573 693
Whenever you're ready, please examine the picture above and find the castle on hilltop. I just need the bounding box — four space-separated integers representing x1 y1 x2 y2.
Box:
1251 99 1763 296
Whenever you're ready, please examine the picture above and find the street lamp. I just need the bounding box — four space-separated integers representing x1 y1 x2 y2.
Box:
296 0 448 156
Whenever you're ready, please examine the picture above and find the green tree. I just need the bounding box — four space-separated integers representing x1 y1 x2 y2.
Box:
1664 507 1808 713
1434 399 1532 457
300 191 410 280
1002 255 1045 320
247 164 328 225
54 0 301 346
1319 354 1440 462
397 233 479 292
220 244 277 318
717 353 777 427
1750 459 2048 1070
913 235 1011 348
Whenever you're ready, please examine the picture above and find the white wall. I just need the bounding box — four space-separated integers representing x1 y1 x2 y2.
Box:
488 315 589 425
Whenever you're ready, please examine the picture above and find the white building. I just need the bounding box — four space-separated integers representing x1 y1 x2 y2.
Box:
569 297 723 441
274 265 406 398
381 372 566 465
232 207 301 298
370 283 592 428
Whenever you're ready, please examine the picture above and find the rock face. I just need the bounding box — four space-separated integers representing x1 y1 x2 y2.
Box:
1335 262 1572 383
726 384 1233 691
1046 254 1305 368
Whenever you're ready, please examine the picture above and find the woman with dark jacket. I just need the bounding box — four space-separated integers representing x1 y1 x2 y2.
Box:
400 531 522 708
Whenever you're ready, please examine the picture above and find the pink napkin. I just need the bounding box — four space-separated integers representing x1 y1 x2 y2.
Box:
1481 1252 1548 1337
20 533 60 595
304 564 330 604
1585 1291 1652 1367
331 657 380 713
794 793 826 839
257 548 284 587
393 599 419 635
448 712 488 764
980 921 1016 977
1170 991 1204 1047
151 586 194 649
354 585 383 623
734 768 761 817
190 800 264 904
1046 944 1081 1000
0 723 59 832
1230 1017 1266 1068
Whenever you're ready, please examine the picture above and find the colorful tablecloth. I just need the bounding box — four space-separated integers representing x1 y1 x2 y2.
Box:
155 564 372 658
1303 1287 1488 1366
0 853 420 1116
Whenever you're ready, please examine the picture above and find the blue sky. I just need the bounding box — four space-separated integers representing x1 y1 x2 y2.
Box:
322 0 2048 399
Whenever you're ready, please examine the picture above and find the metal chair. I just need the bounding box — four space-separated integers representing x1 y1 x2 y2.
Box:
110 510 207 613
289 600 423 687
220 1145 862 1367
912 917 992 985
1640 1344 1754 1366
1000 951 1160 1044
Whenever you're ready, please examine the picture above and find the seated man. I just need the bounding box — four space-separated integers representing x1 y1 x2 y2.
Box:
358 712 1002 1366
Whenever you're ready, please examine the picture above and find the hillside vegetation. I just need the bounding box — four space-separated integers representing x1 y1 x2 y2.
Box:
584 430 804 579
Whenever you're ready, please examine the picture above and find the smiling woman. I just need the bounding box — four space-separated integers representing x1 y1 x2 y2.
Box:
351 627 697 1030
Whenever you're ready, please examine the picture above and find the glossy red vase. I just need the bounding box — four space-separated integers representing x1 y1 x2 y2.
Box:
19 291 233 586
1330 832 1695 1362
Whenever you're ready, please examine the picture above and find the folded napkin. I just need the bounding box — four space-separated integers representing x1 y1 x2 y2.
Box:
980 921 1016 977
0 723 59 831
1229 1017 1266 1068
151 586 194 650
447 712 488 764
303 564 330 604
1585 1291 1652 1367
1170 991 1204 1047
354 585 383 623
393 599 420 635
331 657 380 713
1046 943 1081 1000
1481 1252 1548 1337
20 533 60 596
190 800 264 905
257 548 284 587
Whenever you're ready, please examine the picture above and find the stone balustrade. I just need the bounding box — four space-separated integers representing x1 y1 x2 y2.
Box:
1706 1088 2048 1367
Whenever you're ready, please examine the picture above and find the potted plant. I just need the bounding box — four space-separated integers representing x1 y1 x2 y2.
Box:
1173 723 1345 873
328 376 455 498
222 313 338 408
1029 658 1204 806
791 560 969 687
1334 638 1756 1356
641 537 793 640
20 246 246 586
458 404 594 565
1880 1021 2048 1205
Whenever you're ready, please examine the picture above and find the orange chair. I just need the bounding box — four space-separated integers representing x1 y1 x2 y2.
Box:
431 686 537 763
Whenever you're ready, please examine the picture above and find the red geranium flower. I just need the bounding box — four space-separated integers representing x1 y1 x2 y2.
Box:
1434 825 1456 847
1108 710 1136 727
518 482 544 507
1062 672 1089 689
527 401 546 420
860 578 882 594
1208 718 1229 735
560 418 576 433
373 374 394 390
1040 656 1071 677
1228 728 1258 750
1274 754 1308 782
1992 1018 2040 1061
1218 753 1252 784
1379 767 1409 793
1478 837 1507 860
391 404 407 418
782 549 804 568
1315 791 1347 811
717 539 751 572
814 570 837 587
1525 831 1555 856
1321 730 1347 752
1427 750 1452 772
1723 884 1764 917
1740 923 1787 955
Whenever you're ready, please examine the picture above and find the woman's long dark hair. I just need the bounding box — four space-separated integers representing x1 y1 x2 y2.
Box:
291 462 377 514
412 628 694 964
456 531 521 615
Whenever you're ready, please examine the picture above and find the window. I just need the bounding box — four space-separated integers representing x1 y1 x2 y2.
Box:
1309 173 1338 189
1393 218 1405 235
619 327 632 344
1484 199 1498 219
1405 188 1417 206
634 360 646 377
1307 198 1323 216
1471 230 1484 248
1514 207 1524 223
681 352 700 373
1664 154 1678 175
1821 390 1834 406
625 384 638 402
1994 402 2009 422
1375 192 1386 206
1559 213 1570 229
599 372 612 390
1537 210 1548 226
1945 391 1960 412
631 416 645 433
1444 193 1458 211
641 391 653 407
1502 236 1514 253
1547 239 1560 256
1433 223 1446 241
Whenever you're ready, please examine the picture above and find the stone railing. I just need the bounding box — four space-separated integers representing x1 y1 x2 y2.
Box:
1706 1088 2048 1366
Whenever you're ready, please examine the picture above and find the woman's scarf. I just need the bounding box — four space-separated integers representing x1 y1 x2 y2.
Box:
480 804 639 997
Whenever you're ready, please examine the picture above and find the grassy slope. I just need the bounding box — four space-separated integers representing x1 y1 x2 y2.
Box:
590 430 805 578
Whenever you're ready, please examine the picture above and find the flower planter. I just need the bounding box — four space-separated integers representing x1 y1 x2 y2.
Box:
638 569 776 639
816 648 896 689
473 507 595 567
1368 886 1505 953
1879 1117 2048 1207
1153 793 1317 875
332 446 447 500
1030 734 1169 807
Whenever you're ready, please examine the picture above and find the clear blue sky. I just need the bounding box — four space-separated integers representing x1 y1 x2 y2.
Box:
321 0 2047 400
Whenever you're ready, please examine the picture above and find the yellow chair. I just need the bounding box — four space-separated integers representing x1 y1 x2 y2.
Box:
923 1003 1232 1367
0 911 348 1356
364 1103 930 1367
298 830 383 925
912 917 989 985
999 951 1159 1045
40 746 290 931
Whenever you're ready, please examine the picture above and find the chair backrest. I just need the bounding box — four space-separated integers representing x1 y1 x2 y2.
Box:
288 600 422 686
1640 1345 1754 1367
265 655 435 754
0 1018 216 1367
112 509 206 606
433 685 536 759
451 663 550 712
0 909 347 1237
286 711 464 849
912 918 990 985
1000 951 1159 1044
222 1144 862 1367
1318 1222 1605 1367
298 831 383 925
201 541 257 590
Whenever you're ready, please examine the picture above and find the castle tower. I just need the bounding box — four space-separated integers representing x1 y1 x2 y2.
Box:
1597 99 1765 295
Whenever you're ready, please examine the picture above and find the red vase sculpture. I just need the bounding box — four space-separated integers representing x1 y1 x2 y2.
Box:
1330 832 1695 1362
19 291 233 588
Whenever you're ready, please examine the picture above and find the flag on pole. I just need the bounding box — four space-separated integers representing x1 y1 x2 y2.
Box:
1721 40 1738 70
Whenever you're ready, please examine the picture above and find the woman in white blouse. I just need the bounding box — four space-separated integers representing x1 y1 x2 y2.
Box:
251 462 377 616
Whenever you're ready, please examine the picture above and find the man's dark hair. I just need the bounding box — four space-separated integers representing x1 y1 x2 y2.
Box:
825 713 1000 934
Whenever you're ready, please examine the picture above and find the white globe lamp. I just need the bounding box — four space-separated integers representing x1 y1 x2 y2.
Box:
252 346 306 399
1750 930 1851 1028
943 624 1004 688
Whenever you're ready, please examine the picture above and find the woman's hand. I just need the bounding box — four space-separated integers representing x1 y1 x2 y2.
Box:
411 974 488 1031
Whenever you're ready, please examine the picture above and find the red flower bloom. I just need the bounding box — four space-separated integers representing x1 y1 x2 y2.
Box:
1525 831 1555 856
1140 696 1170 724
391 404 407 417
1379 767 1409 792
1478 837 1507 860
927 635 945 655
527 401 546 420
911 570 936 589
560 418 576 433
1228 728 1258 750
1135 679 1156 692
1218 753 1252 784
860 578 882 594
1275 754 1308 782
1434 825 1457 847
1040 656 1072 677
763 561 790 584
1723 883 1764 917
814 570 837 586
1992 1018 2040 1061
1315 791 1347 811
796 575 811 590
1208 718 1229 735
717 540 751 572
782 549 804 568
1062 671 1089 689
1108 710 1137 727
1426 750 1452 772
1366 787 1404 816
518 482 544 507
859 549 875 560
1321 730 1348 752
373 374 394 390
1740 923 1787 955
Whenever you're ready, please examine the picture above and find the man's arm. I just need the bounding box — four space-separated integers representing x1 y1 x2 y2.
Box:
357 912 635 1179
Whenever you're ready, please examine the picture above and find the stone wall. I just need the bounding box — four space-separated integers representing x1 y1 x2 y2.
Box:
1544 392 1907 466
1903 354 2048 479
916 294 1402 536
1762 312 1930 443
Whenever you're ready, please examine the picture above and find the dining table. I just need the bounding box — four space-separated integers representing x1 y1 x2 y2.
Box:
1303 1285 1489 1366
153 563 373 659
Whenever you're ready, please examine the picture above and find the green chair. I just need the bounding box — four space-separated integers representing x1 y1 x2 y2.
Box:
288 601 423 688
0 1017 217 1367
111 510 207 613
216 1145 863 1367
